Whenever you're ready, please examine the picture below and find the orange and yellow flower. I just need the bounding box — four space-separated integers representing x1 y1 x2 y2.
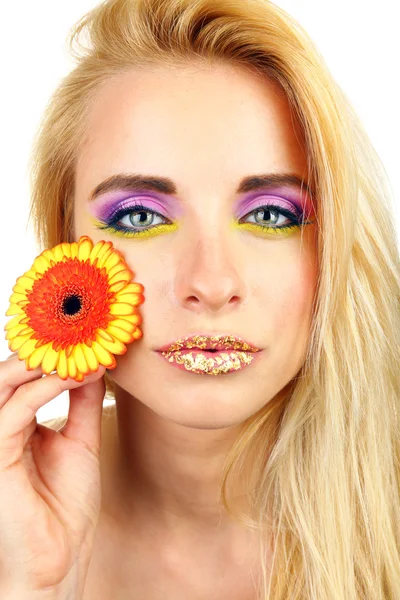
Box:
4 235 145 382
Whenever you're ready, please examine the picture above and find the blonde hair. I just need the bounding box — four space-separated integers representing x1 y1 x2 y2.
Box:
28 0 400 597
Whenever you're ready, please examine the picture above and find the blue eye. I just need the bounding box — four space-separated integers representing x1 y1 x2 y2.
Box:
94 202 313 237
96 203 171 234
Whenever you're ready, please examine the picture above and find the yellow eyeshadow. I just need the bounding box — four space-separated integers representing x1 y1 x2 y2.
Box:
230 221 301 237
90 216 178 239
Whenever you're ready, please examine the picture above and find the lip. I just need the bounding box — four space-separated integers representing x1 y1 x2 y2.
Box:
156 333 261 353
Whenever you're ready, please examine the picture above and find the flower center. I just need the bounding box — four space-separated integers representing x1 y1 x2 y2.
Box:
62 294 82 316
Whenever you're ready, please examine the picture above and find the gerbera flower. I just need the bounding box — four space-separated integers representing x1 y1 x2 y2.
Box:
4 235 145 382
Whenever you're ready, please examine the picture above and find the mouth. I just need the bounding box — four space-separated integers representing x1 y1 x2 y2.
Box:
155 334 262 375
156 333 261 353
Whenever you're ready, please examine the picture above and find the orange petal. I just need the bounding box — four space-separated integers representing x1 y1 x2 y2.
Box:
42 345 59 374
26 342 52 370
82 344 99 371
96 334 126 355
91 340 117 368
133 328 143 339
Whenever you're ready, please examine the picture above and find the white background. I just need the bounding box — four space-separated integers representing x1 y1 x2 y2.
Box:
0 1 398 422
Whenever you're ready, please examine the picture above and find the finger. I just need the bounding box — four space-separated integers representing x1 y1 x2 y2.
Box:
0 356 43 408
0 367 106 468
60 368 106 458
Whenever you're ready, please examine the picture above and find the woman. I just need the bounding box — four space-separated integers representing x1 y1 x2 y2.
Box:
1 0 399 598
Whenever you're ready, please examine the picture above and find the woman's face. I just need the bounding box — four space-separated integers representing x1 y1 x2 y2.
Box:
73 63 318 428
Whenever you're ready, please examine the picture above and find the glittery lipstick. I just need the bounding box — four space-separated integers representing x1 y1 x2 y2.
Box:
156 334 262 375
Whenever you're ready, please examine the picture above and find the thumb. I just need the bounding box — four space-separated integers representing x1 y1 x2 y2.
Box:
60 367 107 457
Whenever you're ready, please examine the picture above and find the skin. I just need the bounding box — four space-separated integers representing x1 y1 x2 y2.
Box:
73 63 318 595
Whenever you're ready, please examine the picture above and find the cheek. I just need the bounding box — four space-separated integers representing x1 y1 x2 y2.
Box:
269 253 317 373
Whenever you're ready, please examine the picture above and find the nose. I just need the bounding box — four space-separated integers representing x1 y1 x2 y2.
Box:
174 228 247 314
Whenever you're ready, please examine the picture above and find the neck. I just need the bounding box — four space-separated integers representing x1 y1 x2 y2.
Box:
101 384 252 540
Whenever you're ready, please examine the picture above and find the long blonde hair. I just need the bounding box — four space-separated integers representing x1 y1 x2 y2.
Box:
28 0 400 597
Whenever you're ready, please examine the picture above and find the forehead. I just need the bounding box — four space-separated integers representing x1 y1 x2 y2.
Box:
76 64 308 194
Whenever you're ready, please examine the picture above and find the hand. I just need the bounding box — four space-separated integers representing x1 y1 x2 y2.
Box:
0 351 106 597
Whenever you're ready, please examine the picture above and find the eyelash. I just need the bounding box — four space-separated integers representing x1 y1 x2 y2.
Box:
95 202 312 237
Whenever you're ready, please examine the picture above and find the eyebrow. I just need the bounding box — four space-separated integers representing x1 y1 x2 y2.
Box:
89 172 312 202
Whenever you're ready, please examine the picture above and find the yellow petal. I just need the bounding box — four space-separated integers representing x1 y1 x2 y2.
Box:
107 325 135 344
82 344 99 371
78 237 93 261
107 262 127 280
118 282 144 295
107 318 137 332
6 304 26 316
18 337 39 360
109 302 135 316
108 280 128 294
67 356 77 379
74 370 84 383
69 242 79 258
108 270 132 286
113 313 141 326
133 328 142 340
9 333 32 351
115 292 142 306
5 324 32 341
91 340 116 368
9 292 27 304
103 251 123 271
26 342 52 370
60 243 72 258
97 247 115 270
89 240 107 264
12 283 27 294
33 255 51 275
93 241 113 265
56 349 68 380
41 249 56 265
53 244 67 262
96 334 126 355
96 328 114 342
73 344 89 375
15 275 35 292
42 345 59 374
4 314 24 331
